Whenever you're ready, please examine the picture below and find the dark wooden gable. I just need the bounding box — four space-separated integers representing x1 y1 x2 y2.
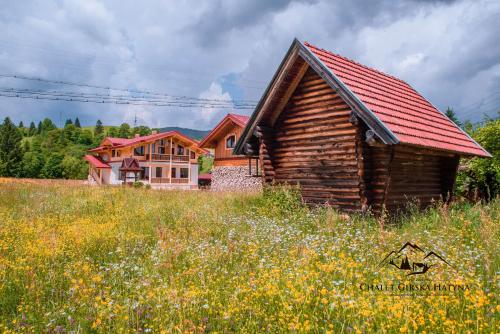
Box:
261 67 364 212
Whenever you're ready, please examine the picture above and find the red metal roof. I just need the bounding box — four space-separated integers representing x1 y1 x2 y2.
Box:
198 173 212 181
89 131 208 154
84 155 110 168
199 113 250 148
304 42 490 157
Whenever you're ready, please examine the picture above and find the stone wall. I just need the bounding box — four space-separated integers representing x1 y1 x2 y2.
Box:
211 166 262 191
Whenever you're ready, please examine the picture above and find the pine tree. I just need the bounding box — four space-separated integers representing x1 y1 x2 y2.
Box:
95 119 104 135
445 107 462 127
28 122 37 136
37 121 42 134
65 119 73 126
74 117 81 128
0 117 23 177
18 121 24 128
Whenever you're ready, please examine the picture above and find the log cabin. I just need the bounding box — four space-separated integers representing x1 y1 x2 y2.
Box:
199 113 261 190
85 130 207 189
234 39 491 213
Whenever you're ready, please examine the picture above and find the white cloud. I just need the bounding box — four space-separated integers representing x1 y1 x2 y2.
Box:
0 0 498 128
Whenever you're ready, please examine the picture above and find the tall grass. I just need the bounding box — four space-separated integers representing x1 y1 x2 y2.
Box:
0 181 498 333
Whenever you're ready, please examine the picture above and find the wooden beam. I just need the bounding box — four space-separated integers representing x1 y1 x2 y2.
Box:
269 62 309 126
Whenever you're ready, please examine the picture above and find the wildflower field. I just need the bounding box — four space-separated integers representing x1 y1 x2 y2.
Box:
0 180 498 333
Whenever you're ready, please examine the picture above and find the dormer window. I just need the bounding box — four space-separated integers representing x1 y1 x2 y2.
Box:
226 135 236 149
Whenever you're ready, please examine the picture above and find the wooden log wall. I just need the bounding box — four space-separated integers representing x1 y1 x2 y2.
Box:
263 68 363 212
359 123 393 214
384 145 460 212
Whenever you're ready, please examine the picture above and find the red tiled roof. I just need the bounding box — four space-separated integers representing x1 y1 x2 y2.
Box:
84 155 110 168
304 42 490 157
89 131 208 154
199 113 250 148
198 173 212 181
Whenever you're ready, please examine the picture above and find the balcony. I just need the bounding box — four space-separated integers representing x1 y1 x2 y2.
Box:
150 177 189 184
150 154 189 162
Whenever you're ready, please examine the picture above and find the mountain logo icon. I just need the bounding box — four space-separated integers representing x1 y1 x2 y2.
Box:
378 242 453 276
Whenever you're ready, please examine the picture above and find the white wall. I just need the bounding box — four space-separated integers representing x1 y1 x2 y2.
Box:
109 162 122 185
190 164 198 185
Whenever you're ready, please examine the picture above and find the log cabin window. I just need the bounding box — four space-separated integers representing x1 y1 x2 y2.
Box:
190 151 196 159
226 135 236 149
180 168 189 179
134 146 145 156
177 145 185 155
155 167 162 178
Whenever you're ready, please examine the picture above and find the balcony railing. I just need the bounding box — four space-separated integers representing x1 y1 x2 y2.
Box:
150 177 189 184
150 154 189 162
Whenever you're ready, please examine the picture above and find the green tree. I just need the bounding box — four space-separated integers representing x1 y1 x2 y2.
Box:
41 118 56 134
18 121 24 128
456 118 499 201
37 121 42 134
0 117 23 177
79 129 94 145
107 127 117 137
21 151 44 178
132 125 151 137
74 117 81 128
41 152 64 178
445 107 462 128
28 122 37 136
118 123 131 138
61 156 87 179
65 119 73 127
94 119 104 136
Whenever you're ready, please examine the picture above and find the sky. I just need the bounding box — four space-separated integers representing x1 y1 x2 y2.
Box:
0 0 499 130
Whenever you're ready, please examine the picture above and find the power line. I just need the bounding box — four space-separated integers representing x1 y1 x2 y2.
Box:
0 87 257 107
0 91 255 109
0 74 260 104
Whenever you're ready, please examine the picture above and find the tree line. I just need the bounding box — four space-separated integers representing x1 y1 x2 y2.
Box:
0 118 155 180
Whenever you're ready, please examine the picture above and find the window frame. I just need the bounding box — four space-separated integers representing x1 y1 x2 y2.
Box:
225 134 236 149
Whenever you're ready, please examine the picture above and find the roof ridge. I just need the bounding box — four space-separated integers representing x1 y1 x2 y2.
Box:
304 41 409 86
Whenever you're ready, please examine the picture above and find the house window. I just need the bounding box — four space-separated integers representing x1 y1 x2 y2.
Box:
171 146 175 155
190 151 196 159
171 167 176 178
112 150 116 157
177 145 185 155
159 147 165 154
226 135 236 149
180 168 189 179
159 139 164 146
116 150 121 157
134 146 145 156
155 167 162 178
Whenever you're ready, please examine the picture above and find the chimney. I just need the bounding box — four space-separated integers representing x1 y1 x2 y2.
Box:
151 130 158 135
135 133 140 138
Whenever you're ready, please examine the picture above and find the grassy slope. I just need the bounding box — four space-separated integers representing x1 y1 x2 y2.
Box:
0 181 498 333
